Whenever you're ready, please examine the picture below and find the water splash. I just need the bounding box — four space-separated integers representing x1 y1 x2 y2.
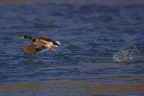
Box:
113 43 144 62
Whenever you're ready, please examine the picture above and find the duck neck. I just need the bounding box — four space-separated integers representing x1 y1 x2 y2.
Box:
24 35 33 39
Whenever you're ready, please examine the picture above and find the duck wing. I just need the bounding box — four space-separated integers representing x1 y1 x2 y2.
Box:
21 44 38 55
21 41 50 55
21 36 53 55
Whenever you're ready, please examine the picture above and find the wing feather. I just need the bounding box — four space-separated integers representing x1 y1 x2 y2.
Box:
21 44 37 55
21 36 53 55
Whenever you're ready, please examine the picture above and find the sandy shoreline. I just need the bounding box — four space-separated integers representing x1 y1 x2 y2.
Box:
0 79 143 95
0 0 144 5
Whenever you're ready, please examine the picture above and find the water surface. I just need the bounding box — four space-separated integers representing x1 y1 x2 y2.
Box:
0 3 144 96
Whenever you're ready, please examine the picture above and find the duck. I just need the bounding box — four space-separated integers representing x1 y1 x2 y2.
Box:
20 35 60 55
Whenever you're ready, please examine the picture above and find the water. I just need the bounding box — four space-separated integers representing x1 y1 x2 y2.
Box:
0 3 144 96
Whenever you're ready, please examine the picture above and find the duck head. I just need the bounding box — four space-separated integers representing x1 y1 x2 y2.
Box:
20 35 33 39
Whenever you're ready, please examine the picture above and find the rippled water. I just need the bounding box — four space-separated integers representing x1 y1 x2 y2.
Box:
0 3 144 96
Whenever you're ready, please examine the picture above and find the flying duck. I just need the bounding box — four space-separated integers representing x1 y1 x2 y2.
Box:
20 35 60 55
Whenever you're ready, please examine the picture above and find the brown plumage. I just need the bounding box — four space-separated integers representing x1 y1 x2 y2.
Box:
32 36 53 42
20 36 60 55
21 44 38 55
21 36 54 55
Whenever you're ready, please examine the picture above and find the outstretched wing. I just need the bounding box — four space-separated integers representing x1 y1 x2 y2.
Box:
21 36 53 55
21 44 39 55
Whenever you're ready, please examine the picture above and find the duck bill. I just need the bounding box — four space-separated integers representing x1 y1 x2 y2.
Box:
20 36 24 38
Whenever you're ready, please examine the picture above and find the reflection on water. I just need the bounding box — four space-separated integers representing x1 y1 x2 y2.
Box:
0 2 144 96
